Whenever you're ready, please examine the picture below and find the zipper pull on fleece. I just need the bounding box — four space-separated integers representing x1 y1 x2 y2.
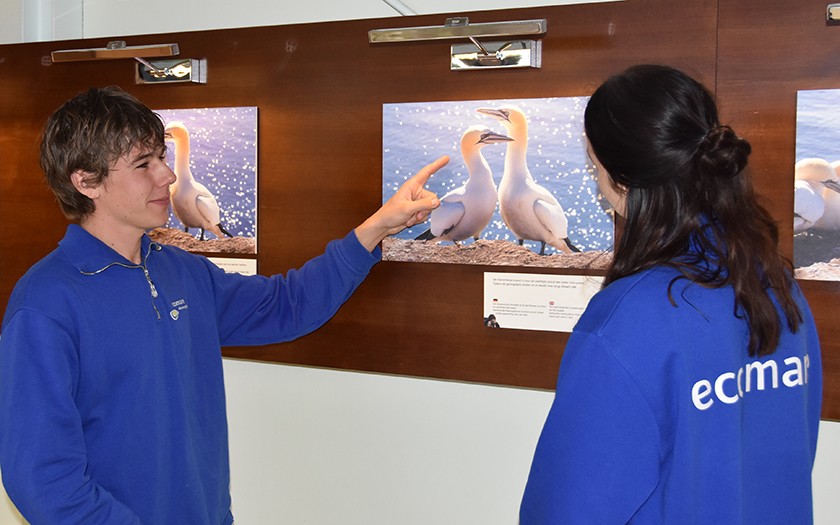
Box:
142 267 159 298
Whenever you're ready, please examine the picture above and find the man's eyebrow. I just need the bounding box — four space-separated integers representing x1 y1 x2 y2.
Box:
129 150 155 164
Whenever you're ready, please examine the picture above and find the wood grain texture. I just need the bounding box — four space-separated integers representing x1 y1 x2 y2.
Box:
15 0 840 422
717 0 840 420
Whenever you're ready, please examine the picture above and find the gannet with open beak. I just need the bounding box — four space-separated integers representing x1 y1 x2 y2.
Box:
415 126 512 243
794 158 840 232
476 106 580 254
165 121 232 240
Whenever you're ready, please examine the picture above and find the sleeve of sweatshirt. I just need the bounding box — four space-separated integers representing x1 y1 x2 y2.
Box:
0 308 143 524
205 230 381 346
519 330 661 524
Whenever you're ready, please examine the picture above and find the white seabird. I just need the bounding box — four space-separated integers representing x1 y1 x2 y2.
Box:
794 158 840 232
476 106 579 254
823 160 840 230
165 121 232 240
794 179 824 233
415 126 512 243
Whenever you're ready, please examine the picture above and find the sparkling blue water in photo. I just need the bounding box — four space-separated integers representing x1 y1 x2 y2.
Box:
796 89 840 162
156 107 258 240
382 97 615 255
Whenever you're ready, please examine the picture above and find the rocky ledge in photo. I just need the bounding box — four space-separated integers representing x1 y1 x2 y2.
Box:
382 238 612 270
149 227 256 255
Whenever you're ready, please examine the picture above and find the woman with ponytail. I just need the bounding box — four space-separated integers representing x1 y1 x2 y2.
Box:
520 65 822 524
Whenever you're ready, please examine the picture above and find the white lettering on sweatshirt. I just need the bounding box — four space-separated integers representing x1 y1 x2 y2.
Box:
691 354 810 410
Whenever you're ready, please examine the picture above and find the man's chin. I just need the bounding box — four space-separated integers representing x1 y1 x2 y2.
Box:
147 219 169 231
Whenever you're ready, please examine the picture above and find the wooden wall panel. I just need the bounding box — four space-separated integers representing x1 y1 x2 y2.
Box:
0 1 745 394
717 0 840 420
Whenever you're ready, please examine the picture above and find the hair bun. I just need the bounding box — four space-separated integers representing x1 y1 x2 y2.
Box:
695 125 751 179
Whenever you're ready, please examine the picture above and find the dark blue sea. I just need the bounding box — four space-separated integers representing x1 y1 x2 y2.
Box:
382 97 615 255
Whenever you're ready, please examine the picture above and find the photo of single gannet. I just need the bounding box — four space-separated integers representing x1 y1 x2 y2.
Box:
382 97 613 268
793 88 840 280
153 106 258 255
476 105 580 255
414 126 512 244
166 121 233 241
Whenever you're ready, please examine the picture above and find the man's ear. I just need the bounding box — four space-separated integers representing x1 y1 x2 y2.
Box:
71 170 101 199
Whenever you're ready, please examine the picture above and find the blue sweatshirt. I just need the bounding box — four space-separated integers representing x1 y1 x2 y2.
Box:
0 224 380 524
520 266 822 524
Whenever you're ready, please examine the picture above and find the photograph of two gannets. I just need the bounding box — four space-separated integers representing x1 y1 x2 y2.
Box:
381 97 614 269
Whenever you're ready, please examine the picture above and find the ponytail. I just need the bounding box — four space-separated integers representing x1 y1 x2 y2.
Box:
586 65 802 357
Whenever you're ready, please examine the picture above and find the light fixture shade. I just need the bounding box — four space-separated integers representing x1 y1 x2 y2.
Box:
51 42 179 63
368 19 546 43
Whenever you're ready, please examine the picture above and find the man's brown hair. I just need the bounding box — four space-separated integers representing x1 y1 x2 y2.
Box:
40 86 166 220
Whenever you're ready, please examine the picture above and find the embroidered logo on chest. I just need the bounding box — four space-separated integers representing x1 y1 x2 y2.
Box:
169 298 189 321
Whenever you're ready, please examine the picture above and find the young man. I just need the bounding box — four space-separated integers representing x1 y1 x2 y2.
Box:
0 86 448 524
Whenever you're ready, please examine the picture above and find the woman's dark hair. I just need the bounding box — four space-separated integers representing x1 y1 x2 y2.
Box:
584 64 800 357
40 86 166 220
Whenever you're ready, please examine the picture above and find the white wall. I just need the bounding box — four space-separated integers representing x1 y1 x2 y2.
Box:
222 362 840 525
0 1 837 524
0 0 82 44
1 0 620 43
0 0 23 44
74 0 622 41
224 360 551 524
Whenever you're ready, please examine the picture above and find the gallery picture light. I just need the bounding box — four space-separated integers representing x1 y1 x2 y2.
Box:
50 40 207 84
828 3 840 22
368 16 547 70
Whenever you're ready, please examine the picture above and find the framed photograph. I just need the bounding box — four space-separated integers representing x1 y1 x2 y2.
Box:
794 89 840 281
381 97 613 269
151 106 258 257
